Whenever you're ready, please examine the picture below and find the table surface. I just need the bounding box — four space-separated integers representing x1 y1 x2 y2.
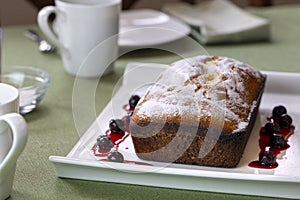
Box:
2 4 300 200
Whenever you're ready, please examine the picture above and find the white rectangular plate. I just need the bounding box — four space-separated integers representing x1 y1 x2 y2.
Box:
50 63 300 199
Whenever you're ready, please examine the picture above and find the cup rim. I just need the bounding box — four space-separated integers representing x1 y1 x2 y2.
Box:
0 83 19 106
55 0 121 8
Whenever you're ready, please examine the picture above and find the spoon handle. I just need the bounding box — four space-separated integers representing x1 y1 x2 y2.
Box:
24 29 42 42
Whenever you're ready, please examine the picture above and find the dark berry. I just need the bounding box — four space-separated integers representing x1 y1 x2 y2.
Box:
264 122 280 136
259 151 276 166
97 135 114 150
109 119 125 133
129 95 140 108
279 114 293 129
107 151 124 163
272 105 287 119
270 133 285 149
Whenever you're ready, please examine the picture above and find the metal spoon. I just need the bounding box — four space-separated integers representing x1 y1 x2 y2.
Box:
24 29 55 53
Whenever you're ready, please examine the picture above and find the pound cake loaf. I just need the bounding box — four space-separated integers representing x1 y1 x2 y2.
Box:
130 55 266 168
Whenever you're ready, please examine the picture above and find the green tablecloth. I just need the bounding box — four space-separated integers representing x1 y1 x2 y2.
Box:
2 4 300 200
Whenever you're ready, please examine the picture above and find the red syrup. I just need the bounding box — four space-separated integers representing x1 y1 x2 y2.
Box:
92 103 135 162
91 128 130 157
248 160 278 169
105 129 129 146
248 121 295 169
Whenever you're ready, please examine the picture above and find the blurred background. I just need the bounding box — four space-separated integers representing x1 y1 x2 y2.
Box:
1 0 300 26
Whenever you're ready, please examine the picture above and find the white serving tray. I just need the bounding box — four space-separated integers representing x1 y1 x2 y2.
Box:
50 63 300 199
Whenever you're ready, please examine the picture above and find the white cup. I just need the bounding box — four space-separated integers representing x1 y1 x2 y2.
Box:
0 83 27 200
37 0 121 78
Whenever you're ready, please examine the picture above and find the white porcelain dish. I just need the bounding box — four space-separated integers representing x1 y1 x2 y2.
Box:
118 9 191 47
50 63 300 199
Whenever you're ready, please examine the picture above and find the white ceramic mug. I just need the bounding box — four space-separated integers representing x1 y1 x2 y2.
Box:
38 0 121 78
0 83 27 200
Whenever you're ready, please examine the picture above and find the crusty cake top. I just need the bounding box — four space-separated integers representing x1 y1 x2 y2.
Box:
132 55 264 133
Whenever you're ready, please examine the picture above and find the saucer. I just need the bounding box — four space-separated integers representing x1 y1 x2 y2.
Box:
118 9 191 48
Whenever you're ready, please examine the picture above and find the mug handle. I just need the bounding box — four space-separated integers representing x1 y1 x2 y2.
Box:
0 113 27 176
37 6 66 51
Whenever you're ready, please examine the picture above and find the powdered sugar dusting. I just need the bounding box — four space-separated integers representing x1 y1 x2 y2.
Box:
134 55 263 132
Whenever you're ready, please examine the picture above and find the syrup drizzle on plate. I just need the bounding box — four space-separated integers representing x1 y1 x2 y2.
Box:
92 95 146 164
248 105 295 169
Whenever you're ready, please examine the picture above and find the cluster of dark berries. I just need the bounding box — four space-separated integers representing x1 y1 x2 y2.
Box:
97 134 124 163
96 95 140 163
271 105 293 129
96 118 127 163
259 105 293 166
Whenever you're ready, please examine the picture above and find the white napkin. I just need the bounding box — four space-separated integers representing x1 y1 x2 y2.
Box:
162 0 270 44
